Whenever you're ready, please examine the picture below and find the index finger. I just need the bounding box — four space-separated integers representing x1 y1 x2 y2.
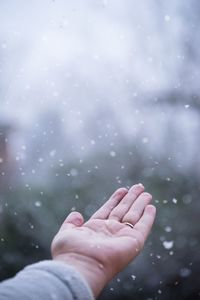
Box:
91 187 128 219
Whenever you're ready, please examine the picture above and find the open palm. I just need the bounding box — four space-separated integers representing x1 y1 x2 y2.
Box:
51 184 156 284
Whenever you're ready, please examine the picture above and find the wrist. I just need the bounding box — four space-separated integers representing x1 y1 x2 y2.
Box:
53 253 108 298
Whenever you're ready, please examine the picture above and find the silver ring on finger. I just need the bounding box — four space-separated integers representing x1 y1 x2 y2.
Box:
123 222 134 229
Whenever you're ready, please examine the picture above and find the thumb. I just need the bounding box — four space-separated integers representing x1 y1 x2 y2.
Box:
59 211 85 232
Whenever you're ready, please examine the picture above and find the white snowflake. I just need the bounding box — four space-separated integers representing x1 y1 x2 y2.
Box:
163 240 174 249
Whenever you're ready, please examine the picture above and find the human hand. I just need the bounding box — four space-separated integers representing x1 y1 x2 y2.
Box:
51 184 156 298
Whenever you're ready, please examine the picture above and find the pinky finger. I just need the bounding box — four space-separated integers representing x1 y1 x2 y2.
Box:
133 205 156 242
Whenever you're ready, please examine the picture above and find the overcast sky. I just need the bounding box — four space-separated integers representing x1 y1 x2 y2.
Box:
0 0 200 170
1 0 197 123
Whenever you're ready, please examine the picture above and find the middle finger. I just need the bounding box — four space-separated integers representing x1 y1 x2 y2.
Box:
109 183 144 221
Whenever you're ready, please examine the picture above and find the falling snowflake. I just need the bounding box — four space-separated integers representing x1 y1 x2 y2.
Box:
164 15 171 22
163 240 174 249
164 226 172 232
35 201 42 207
142 137 149 144
180 268 191 278
110 151 116 157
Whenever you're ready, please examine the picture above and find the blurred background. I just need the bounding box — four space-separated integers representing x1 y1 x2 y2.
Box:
1 0 200 299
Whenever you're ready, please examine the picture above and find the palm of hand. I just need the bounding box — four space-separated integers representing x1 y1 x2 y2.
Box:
52 185 155 280
53 218 142 277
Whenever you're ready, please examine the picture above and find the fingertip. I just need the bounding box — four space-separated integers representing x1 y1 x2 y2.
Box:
138 183 145 189
112 187 129 200
129 183 145 193
141 192 152 200
64 211 84 226
146 204 156 214
116 187 129 195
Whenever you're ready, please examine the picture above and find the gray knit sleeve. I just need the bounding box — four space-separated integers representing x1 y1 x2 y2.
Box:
0 260 94 300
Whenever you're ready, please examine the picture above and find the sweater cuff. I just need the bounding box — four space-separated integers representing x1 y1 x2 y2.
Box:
24 260 94 300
